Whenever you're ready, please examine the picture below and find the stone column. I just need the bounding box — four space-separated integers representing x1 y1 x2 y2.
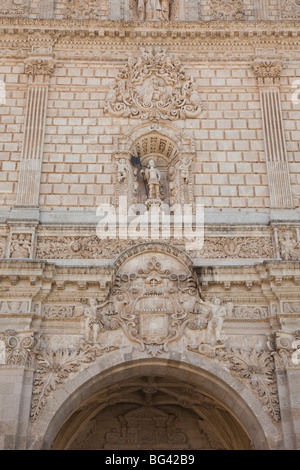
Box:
254 0 269 20
252 60 293 209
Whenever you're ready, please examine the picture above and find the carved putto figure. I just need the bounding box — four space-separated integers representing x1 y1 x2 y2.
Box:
279 230 300 260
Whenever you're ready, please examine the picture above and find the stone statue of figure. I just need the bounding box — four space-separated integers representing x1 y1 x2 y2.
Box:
200 297 227 345
137 0 170 21
142 159 161 200
84 298 104 343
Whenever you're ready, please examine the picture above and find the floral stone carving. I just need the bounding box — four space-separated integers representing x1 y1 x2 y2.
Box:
210 0 245 21
105 48 203 121
31 342 119 422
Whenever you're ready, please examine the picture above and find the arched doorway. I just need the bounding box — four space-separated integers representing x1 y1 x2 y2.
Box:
49 360 263 450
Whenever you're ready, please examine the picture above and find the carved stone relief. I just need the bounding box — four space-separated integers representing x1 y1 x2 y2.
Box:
280 0 300 19
209 0 246 21
91 255 228 357
0 301 30 314
9 233 32 259
278 229 300 261
61 0 107 19
0 329 38 368
230 305 269 319
35 234 274 260
0 0 29 16
130 0 179 21
30 342 119 422
105 48 203 121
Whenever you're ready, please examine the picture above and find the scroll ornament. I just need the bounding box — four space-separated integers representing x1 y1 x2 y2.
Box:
105 48 203 121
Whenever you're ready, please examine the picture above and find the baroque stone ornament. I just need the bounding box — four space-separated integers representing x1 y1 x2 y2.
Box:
217 348 280 423
0 0 29 16
105 48 203 121
95 254 227 357
62 0 105 19
10 233 32 259
251 60 284 86
278 230 300 261
0 330 38 368
210 0 245 20
31 342 119 422
280 0 300 19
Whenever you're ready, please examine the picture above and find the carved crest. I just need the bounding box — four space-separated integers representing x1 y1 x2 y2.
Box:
99 255 209 356
105 48 203 121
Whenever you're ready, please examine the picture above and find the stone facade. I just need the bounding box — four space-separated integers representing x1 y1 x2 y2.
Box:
0 0 300 451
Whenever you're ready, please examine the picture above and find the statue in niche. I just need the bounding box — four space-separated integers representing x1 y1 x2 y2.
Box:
141 159 162 202
137 0 170 21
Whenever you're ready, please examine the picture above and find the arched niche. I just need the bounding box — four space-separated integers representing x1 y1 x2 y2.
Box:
113 123 196 209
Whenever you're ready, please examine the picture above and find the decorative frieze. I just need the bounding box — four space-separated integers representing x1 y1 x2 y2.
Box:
35 234 275 260
0 301 30 314
231 305 269 319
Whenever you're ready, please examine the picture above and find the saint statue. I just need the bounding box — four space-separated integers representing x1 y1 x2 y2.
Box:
142 159 161 201
137 0 170 21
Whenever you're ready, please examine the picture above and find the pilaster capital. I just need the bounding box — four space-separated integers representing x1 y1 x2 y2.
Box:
251 60 284 86
24 56 56 85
